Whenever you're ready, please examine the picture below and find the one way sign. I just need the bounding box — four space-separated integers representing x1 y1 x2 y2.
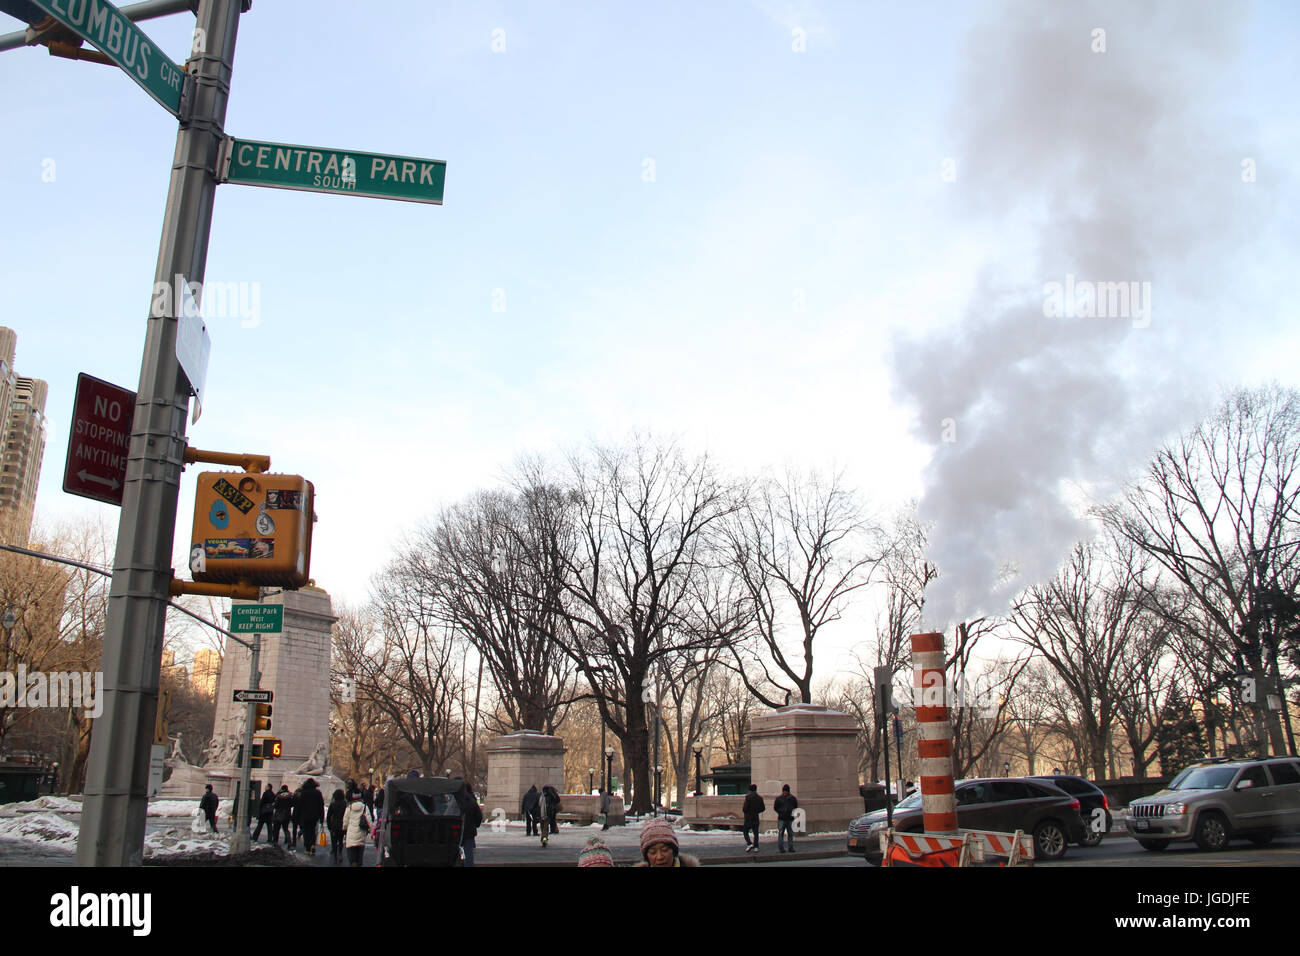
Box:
233 689 273 704
62 373 135 506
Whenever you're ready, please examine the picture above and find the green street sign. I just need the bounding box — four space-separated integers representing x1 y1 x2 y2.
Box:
29 0 185 116
220 137 446 204
231 604 282 634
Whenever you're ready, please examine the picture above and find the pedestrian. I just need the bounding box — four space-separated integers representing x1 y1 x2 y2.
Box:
362 782 375 818
199 784 219 833
537 784 552 846
774 784 798 853
326 788 347 864
299 778 325 856
253 784 275 842
289 786 303 849
271 785 293 846
541 783 561 845
599 787 611 831
342 790 371 867
457 783 483 867
521 784 540 837
578 837 615 867
742 783 764 853
374 784 385 824
636 818 698 867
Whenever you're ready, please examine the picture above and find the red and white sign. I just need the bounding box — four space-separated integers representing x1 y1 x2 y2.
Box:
62 373 136 506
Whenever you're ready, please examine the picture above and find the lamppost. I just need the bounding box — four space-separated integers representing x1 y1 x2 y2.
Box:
589 768 595 794
654 765 663 816
605 746 614 796
693 745 703 796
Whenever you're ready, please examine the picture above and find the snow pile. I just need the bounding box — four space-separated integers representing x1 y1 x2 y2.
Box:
0 811 80 849
144 825 230 859
148 798 230 817
0 794 82 817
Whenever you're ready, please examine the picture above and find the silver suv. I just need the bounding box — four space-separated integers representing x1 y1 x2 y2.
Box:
1128 756 1300 852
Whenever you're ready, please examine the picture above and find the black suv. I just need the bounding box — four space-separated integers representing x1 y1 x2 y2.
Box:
847 777 1087 863
1030 774 1111 846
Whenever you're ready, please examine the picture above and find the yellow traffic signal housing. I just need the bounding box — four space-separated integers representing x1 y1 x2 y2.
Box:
254 703 272 732
190 472 314 588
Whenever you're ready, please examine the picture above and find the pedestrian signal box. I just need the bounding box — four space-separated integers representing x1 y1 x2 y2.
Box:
262 738 283 759
190 472 314 588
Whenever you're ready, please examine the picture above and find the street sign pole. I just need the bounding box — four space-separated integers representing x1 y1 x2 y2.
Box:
76 0 245 868
231 629 260 856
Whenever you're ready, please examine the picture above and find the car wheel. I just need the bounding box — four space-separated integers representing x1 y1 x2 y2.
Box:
1136 839 1169 851
1247 832 1275 847
1079 825 1104 847
1033 819 1068 861
1193 812 1230 852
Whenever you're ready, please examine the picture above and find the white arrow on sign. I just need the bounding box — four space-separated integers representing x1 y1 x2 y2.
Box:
233 689 273 703
77 470 121 491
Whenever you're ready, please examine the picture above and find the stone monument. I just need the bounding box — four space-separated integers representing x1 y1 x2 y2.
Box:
209 586 338 795
484 730 566 819
748 704 863 832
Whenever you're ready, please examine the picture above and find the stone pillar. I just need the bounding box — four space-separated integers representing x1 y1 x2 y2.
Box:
484 731 566 820
749 705 862 832
211 587 336 793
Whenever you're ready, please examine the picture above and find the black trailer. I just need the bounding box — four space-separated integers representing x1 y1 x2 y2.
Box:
378 776 467 867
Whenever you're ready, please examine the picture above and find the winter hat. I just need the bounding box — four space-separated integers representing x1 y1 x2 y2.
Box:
578 837 615 867
639 818 679 860
781 785 790 792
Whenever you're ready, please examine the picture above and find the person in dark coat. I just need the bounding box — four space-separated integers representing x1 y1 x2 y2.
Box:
599 788 612 831
774 784 799 853
199 784 219 832
363 783 375 817
521 785 540 837
271 785 294 846
742 783 765 853
540 784 561 845
326 788 347 864
289 786 303 849
457 783 483 867
298 778 326 855
375 785 385 823
253 784 276 842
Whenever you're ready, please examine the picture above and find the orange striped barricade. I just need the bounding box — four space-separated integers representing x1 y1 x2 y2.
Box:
880 828 1035 867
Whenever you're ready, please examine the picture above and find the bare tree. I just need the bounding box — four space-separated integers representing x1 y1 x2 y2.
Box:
542 437 742 812
414 487 579 734
726 468 889 706
1102 384 1300 755
1009 538 1165 779
362 559 466 776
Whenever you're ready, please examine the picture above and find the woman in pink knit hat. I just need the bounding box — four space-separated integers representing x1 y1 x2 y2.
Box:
636 818 699 867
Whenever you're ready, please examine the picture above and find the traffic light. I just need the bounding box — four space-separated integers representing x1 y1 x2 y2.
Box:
189 472 315 588
254 703 273 732
262 738 283 760
250 742 264 769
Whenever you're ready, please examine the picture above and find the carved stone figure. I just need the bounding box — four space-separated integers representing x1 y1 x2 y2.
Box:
295 741 328 775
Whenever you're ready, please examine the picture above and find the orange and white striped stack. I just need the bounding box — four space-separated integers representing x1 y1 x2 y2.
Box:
911 631 957 835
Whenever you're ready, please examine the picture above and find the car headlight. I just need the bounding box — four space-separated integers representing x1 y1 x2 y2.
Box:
1165 802 1187 815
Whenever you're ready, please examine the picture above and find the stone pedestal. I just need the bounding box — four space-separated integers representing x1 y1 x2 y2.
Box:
210 587 336 792
749 705 862 833
484 731 566 819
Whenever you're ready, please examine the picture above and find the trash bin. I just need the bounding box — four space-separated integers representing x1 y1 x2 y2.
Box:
378 776 465 867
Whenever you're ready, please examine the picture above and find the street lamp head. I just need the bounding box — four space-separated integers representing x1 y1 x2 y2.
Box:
605 746 614 757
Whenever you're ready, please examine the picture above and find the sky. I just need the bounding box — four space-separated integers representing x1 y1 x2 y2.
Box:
3 1 1297 674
